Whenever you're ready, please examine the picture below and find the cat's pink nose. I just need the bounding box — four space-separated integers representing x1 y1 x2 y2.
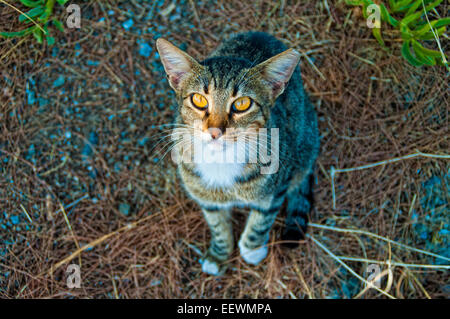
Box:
208 127 222 140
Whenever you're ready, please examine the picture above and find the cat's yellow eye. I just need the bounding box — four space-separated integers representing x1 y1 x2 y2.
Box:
191 93 208 109
232 97 252 112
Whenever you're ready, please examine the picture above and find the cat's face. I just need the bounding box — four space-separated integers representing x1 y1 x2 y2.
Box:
156 38 299 165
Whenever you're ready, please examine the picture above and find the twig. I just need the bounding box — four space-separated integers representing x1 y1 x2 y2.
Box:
354 268 393 299
294 264 314 299
336 256 450 269
0 36 27 62
58 202 82 267
299 50 326 81
111 274 119 299
330 150 450 209
309 223 450 262
307 234 396 299
19 204 33 224
39 155 68 176
44 212 159 276
189 0 203 28
54 194 89 215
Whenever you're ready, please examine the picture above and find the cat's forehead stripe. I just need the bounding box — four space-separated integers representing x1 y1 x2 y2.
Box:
203 57 250 90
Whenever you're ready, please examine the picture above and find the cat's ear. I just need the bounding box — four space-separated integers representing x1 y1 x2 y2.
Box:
253 48 300 99
156 38 201 91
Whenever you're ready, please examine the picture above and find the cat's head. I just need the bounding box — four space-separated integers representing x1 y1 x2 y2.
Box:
156 38 299 164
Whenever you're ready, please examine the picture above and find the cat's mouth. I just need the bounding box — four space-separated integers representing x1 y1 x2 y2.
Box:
197 131 228 152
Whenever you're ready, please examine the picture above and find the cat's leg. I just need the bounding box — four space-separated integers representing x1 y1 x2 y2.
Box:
281 172 314 247
238 208 279 265
201 208 233 276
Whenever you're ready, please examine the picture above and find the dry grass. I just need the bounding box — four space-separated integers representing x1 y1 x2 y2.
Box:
0 0 448 298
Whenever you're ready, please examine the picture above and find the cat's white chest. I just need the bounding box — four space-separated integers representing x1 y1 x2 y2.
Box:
191 134 245 189
195 162 244 189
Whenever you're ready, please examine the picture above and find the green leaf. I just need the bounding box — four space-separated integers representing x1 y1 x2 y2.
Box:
435 56 449 68
415 53 435 66
401 41 423 66
391 0 415 13
19 0 44 8
411 42 436 65
417 26 446 40
32 27 43 44
400 24 413 40
56 0 70 5
38 10 49 21
405 0 422 16
46 36 55 46
0 28 33 38
413 18 450 37
401 10 423 26
412 40 443 57
388 0 396 10
380 3 399 27
19 6 45 23
345 0 446 69
52 19 64 32
424 0 443 12
362 0 375 6
345 0 364 5
372 27 385 46
430 17 450 28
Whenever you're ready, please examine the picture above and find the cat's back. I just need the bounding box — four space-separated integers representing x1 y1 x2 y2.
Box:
209 32 288 65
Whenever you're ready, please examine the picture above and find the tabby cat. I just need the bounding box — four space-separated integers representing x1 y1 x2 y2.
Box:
156 32 319 275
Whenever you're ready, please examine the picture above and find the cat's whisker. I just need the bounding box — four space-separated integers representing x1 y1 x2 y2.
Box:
149 127 195 159
179 139 197 163
147 130 186 143
151 139 178 160
148 123 192 130
147 129 191 155
144 126 193 143
160 138 191 162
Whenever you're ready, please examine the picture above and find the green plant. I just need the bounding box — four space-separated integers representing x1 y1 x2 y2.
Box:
346 0 449 69
0 0 68 45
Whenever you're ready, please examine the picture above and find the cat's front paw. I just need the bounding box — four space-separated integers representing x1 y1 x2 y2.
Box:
238 240 268 265
200 255 227 276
